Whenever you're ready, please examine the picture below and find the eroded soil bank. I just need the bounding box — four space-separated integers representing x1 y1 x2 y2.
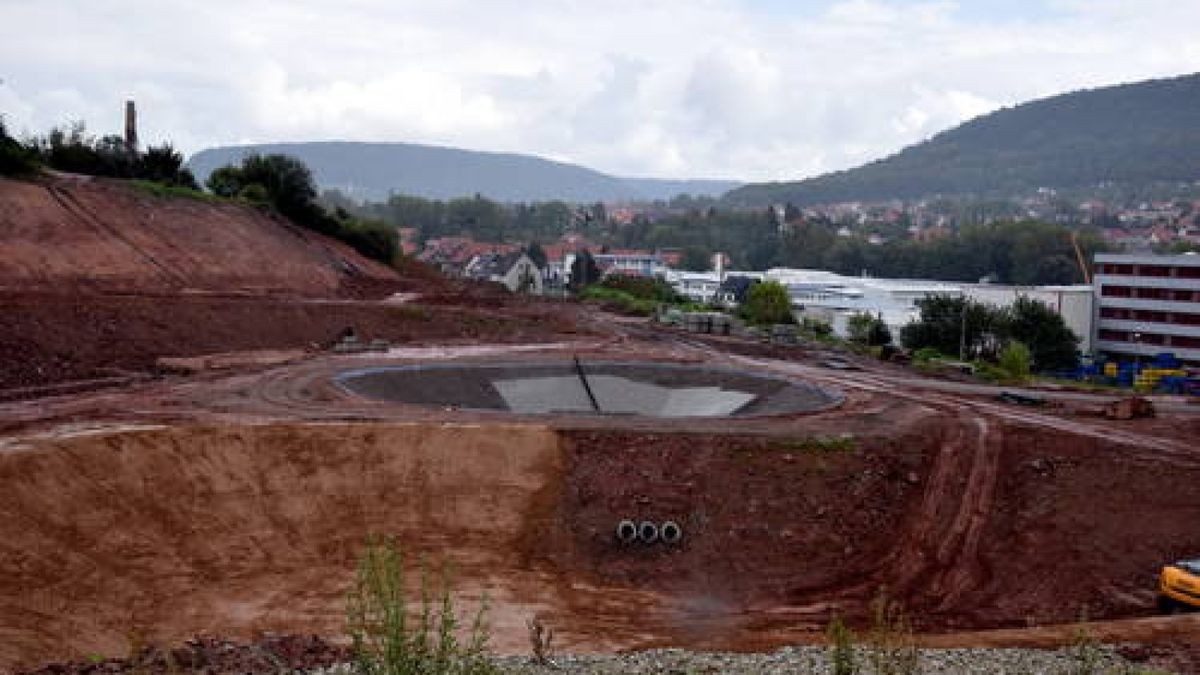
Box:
1 415 1199 669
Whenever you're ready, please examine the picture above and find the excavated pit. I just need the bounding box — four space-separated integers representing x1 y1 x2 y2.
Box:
3 407 1199 669
336 361 843 417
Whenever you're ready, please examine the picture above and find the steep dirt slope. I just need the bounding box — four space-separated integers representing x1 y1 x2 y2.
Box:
0 174 397 296
0 174 591 393
0 423 567 669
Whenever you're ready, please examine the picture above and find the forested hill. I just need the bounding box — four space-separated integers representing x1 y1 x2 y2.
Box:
726 72 1200 207
187 142 739 203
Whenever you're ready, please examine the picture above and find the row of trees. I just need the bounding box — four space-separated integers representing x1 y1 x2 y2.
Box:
346 191 584 245
333 181 1110 287
560 205 1105 286
900 294 1080 371
1 121 198 187
1 118 398 265
207 154 397 263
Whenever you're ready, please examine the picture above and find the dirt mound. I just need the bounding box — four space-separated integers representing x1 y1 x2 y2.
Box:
0 174 397 296
0 294 580 391
0 174 589 394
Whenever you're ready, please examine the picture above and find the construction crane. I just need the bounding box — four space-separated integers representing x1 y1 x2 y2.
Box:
1070 231 1092 284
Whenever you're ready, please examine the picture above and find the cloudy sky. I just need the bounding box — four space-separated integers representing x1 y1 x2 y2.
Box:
1 0 1198 182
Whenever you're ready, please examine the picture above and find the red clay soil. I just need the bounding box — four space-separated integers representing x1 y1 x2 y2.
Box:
2 402 1200 669
0 174 398 296
0 173 590 393
0 423 568 669
536 421 1200 646
0 293 582 391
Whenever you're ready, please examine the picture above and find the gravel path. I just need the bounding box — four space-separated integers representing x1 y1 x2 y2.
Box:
311 644 1161 674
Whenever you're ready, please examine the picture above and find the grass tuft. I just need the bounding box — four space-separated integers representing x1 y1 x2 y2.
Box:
346 536 499 675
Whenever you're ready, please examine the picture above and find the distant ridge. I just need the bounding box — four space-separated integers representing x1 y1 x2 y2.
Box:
187 141 740 203
726 72 1200 207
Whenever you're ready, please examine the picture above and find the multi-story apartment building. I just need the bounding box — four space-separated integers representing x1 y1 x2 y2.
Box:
1093 253 1200 364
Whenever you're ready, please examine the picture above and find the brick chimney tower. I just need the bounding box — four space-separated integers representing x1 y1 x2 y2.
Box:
124 100 138 157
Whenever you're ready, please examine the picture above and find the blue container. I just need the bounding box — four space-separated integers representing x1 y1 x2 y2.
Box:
1153 352 1180 369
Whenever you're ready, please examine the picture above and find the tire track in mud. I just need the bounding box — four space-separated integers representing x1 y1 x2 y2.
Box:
686 342 1194 621
715 348 1194 461
928 417 1001 609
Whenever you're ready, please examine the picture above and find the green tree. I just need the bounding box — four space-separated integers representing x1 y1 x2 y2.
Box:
336 217 399 264
206 154 397 263
0 117 38 176
999 296 1080 370
679 246 713 272
848 313 894 346
205 165 244 198
568 249 601 291
868 319 893 347
525 242 548 268
137 143 198 189
235 153 331 231
743 280 794 325
900 295 997 358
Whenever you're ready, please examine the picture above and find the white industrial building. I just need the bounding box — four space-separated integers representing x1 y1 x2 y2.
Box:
763 268 1094 353
665 266 1095 355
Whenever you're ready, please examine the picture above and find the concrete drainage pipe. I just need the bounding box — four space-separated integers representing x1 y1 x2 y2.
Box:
638 521 660 544
660 520 683 544
616 520 638 544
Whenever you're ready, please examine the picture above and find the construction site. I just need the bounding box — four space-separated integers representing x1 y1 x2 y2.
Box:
3 174 1200 673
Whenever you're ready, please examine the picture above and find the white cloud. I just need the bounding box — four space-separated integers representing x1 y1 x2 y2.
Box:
0 0 1198 182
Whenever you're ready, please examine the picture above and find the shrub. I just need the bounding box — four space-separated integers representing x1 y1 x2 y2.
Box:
130 180 220 203
864 588 919 675
137 143 199 189
998 341 1032 383
568 249 601 291
1061 608 1110 675
0 117 39 176
15 121 197 187
826 614 859 675
579 286 657 316
800 316 834 338
742 281 794 325
346 536 498 675
599 275 682 304
848 312 893 346
338 217 401 265
912 347 942 363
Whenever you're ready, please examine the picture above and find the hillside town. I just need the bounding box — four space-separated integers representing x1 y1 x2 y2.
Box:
417 221 1200 368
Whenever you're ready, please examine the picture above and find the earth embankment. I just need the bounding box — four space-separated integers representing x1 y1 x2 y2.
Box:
0 174 397 296
0 422 565 668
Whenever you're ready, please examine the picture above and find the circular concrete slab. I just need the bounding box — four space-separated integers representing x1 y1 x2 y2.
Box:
336 361 843 418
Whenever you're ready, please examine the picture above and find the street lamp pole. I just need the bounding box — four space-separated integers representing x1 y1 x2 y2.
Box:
959 300 968 361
